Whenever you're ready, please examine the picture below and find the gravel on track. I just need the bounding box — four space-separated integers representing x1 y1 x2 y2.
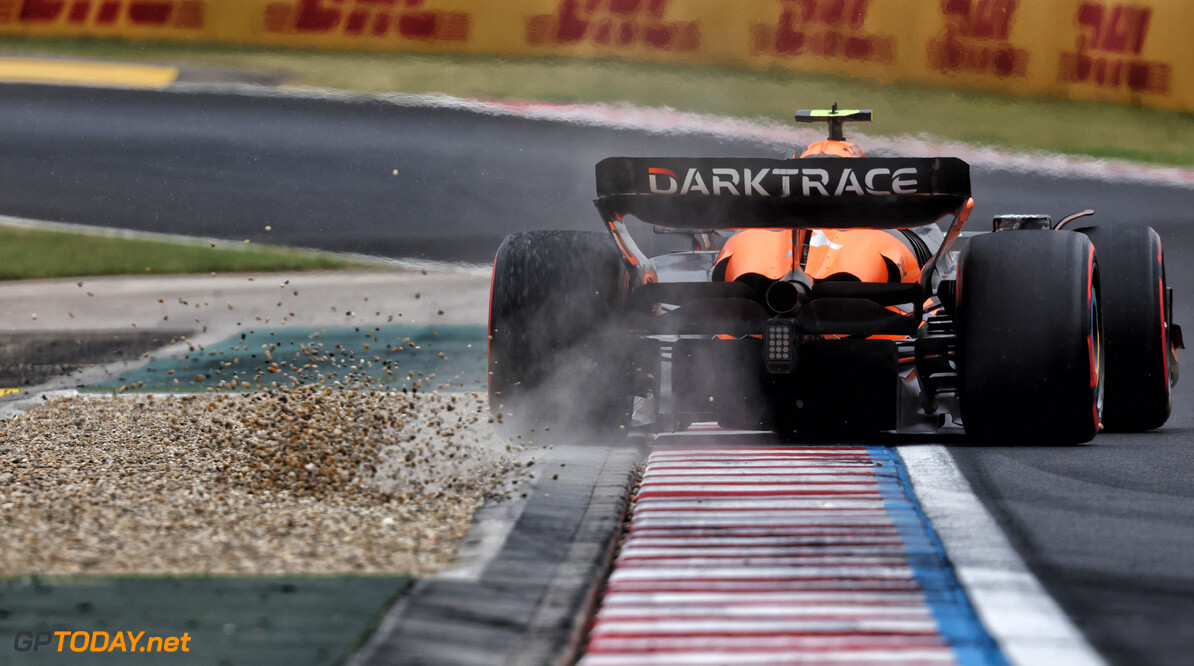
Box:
0 389 514 576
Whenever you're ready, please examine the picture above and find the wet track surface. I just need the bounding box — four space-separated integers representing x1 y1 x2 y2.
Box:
2 83 1193 664
949 432 1194 665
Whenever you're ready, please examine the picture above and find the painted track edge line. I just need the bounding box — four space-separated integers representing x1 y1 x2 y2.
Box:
897 445 1106 666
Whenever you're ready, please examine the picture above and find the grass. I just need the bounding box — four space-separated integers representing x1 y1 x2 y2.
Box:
0 225 371 280
3 37 1194 166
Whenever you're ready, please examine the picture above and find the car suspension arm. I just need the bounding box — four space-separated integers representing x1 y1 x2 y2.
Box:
918 198 974 295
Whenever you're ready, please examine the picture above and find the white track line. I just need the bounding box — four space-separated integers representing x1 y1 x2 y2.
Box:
899 445 1106 666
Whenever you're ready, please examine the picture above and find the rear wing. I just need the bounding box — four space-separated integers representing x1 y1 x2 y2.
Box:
594 157 970 230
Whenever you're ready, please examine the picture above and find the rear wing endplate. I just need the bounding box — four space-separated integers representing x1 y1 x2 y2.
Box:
595 157 971 230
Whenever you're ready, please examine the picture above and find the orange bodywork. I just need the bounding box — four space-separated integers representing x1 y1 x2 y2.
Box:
716 229 796 282
806 229 921 284
799 139 866 158
711 134 926 343
717 136 922 286
715 137 925 342
718 228 921 284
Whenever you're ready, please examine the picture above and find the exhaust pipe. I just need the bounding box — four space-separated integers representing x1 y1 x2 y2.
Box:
766 279 810 314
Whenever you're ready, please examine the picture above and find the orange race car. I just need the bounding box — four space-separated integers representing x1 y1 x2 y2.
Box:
488 108 1181 444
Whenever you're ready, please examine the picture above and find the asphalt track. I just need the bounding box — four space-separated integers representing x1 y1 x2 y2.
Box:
2 83 1193 664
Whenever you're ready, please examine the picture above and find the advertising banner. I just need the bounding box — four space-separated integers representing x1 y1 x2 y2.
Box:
0 0 1189 113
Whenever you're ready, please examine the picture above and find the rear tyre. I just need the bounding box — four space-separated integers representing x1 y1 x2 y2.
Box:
958 231 1101 444
1077 226 1172 431
488 230 630 439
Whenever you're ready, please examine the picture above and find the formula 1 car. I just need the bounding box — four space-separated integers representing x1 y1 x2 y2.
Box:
488 108 1181 444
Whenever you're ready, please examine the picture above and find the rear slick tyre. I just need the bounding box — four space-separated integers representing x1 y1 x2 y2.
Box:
1077 226 1172 431
488 230 629 440
958 231 1102 444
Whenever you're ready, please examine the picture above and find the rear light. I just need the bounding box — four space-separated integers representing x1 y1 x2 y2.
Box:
764 318 799 374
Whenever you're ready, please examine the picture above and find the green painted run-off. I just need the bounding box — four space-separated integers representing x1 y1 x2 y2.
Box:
0 576 411 665
88 325 489 394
